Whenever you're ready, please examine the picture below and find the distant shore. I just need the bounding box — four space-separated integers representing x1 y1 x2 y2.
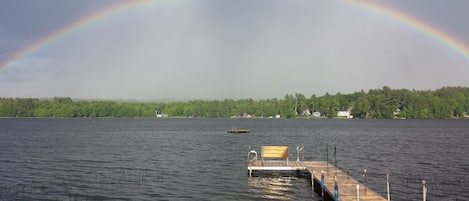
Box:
1 86 468 119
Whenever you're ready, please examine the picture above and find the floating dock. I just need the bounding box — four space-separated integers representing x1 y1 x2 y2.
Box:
227 129 250 133
247 146 388 201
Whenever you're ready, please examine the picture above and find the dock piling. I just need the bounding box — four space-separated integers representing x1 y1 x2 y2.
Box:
386 168 391 201
347 168 350 183
325 144 329 175
363 169 368 196
321 170 325 201
422 180 427 201
334 145 337 176
334 176 339 201
311 170 315 191
356 184 360 201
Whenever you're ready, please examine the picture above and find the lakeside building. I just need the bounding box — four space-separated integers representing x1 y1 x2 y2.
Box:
313 111 321 118
155 111 168 118
337 110 353 119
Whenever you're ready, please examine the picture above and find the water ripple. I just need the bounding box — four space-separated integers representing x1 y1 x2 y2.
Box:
0 118 467 200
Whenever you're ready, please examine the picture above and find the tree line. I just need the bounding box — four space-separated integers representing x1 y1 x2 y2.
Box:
1 86 468 119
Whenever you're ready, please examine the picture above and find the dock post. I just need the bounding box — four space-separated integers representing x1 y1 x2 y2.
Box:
334 176 339 201
334 145 337 176
311 170 315 191
386 168 391 201
296 146 304 162
363 169 367 196
356 184 360 201
297 146 299 161
321 170 325 201
326 144 329 175
422 180 427 201
347 168 350 183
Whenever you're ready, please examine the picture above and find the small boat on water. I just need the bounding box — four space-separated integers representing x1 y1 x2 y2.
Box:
227 128 250 133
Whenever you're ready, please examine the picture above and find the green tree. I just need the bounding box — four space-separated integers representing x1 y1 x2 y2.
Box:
352 94 370 118
0 98 16 117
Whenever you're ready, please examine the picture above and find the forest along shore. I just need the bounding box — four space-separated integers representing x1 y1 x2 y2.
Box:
0 86 468 119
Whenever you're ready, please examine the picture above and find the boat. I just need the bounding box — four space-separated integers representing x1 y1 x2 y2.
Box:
227 128 250 133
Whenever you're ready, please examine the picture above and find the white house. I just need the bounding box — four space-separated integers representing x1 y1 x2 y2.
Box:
313 111 321 118
301 109 312 116
337 110 353 119
155 111 168 118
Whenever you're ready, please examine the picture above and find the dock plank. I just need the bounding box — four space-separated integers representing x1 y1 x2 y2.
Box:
248 161 387 201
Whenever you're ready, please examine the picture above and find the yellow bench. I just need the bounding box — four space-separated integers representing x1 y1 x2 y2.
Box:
261 146 289 164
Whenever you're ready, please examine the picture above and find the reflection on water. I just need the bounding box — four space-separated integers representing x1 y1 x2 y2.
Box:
248 177 295 200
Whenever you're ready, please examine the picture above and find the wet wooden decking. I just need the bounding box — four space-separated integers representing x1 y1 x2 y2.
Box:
248 161 387 201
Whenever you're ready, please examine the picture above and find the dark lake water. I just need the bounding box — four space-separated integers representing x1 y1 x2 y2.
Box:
0 118 468 200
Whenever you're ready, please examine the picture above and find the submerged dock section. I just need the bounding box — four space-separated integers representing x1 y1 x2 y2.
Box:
247 146 388 201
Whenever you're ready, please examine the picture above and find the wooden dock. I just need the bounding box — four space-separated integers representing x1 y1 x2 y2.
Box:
248 161 388 201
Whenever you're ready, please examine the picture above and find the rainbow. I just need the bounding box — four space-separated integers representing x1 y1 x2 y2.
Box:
348 0 469 59
1 1 469 75
0 0 155 74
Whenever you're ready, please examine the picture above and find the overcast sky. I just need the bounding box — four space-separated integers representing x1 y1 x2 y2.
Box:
1 0 469 100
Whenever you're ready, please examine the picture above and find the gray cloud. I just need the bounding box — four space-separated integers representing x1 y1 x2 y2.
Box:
1 0 468 99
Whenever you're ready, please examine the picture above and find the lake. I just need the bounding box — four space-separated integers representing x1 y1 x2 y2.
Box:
0 118 468 200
